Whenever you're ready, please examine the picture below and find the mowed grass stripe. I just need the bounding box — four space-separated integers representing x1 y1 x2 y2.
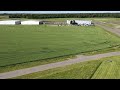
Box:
91 60 120 79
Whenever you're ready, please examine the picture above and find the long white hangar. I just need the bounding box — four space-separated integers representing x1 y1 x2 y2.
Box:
21 20 43 25
67 20 93 26
0 20 21 25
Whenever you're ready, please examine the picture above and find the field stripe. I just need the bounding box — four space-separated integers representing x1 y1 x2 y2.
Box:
89 61 103 79
91 60 120 79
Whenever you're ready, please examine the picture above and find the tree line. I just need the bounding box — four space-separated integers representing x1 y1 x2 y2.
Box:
1 13 120 19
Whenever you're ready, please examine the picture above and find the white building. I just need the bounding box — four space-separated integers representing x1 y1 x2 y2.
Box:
0 20 21 25
75 20 92 25
67 20 71 24
67 20 93 26
21 20 43 25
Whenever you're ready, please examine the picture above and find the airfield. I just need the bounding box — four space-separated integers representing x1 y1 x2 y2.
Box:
0 18 120 79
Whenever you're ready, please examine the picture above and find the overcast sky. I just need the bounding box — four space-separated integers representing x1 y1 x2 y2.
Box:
0 11 120 14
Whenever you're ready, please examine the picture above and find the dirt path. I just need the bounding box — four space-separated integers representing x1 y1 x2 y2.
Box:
94 21 120 36
0 51 120 79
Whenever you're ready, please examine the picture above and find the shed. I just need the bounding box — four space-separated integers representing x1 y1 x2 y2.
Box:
0 20 21 25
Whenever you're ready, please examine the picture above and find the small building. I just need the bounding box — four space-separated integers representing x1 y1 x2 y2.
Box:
21 20 43 25
0 20 21 25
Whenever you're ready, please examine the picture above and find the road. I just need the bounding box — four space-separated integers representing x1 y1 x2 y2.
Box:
0 51 120 79
94 21 120 36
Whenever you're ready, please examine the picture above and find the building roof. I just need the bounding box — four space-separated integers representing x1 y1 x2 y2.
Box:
0 20 20 22
21 20 43 22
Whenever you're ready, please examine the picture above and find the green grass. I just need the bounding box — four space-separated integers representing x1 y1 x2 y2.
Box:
12 56 120 79
92 57 120 79
93 18 120 29
0 55 75 73
0 15 9 20
0 25 120 68
105 23 120 29
93 18 120 22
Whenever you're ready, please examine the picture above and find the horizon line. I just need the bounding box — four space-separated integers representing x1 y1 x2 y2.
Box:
0 11 120 14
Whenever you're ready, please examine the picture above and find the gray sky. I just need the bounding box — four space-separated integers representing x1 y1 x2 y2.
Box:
0 11 120 14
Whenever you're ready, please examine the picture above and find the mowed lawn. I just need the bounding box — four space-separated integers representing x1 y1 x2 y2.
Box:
13 56 120 79
91 57 120 79
0 25 120 67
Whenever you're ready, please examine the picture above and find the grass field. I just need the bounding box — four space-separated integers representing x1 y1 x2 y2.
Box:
92 58 120 79
0 55 76 73
12 56 120 79
0 15 9 20
93 18 120 29
0 25 120 68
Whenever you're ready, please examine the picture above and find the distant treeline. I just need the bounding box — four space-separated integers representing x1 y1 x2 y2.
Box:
1 13 120 19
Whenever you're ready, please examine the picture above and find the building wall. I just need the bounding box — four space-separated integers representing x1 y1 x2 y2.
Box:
75 20 92 25
0 20 21 25
21 21 40 25
67 20 71 24
67 20 92 25
15 21 21 25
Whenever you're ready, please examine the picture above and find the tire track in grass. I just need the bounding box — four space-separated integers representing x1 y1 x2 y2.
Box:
89 61 103 79
91 60 110 79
